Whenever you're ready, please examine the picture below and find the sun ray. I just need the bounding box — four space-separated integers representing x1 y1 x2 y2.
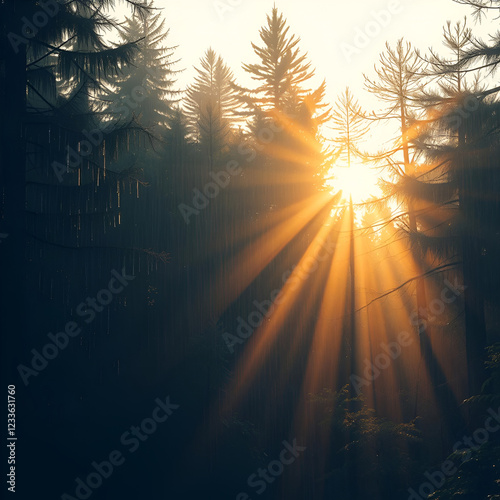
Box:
196 190 339 321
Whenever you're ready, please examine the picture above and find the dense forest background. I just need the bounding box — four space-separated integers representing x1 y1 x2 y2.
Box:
1 1 500 499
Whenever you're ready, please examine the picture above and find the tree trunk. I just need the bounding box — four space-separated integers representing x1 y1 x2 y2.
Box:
458 123 487 398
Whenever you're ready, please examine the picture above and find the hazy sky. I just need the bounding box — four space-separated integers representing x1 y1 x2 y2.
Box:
116 0 496 104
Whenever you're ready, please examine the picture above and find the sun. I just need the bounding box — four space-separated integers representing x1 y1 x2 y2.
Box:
326 163 382 206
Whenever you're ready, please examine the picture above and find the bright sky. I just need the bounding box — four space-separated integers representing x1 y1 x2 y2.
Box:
116 0 496 106
115 0 496 170
113 0 498 212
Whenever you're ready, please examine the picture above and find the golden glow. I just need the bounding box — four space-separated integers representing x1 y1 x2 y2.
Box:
326 163 382 206
189 103 468 500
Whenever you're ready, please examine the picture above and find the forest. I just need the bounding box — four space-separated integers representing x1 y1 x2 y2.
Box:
1 0 500 499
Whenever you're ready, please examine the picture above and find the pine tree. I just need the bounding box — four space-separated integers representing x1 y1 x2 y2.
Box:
240 6 327 120
363 40 467 433
184 48 240 168
237 7 329 213
409 16 500 398
110 2 178 133
330 87 369 172
363 40 427 324
0 0 151 387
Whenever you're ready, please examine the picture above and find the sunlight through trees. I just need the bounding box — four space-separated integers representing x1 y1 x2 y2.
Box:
1 1 500 499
